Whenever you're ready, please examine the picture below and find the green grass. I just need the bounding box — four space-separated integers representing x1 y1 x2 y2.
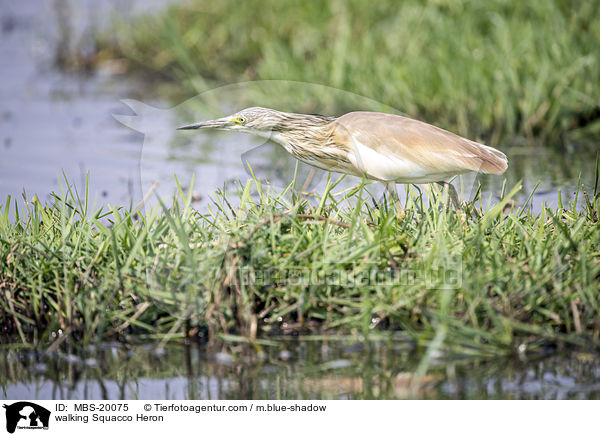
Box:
1 172 599 355
99 0 600 149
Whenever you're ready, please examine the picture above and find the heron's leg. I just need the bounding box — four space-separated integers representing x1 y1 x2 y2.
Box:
384 181 404 218
437 182 461 210
300 168 317 194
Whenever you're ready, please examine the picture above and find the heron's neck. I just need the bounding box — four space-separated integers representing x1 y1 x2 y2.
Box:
270 114 337 153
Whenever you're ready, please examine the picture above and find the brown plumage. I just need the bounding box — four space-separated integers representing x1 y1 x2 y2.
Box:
178 107 508 209
334 112 507 178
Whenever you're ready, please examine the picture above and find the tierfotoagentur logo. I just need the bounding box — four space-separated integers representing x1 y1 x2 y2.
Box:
238 257 463 289
2 402 50 434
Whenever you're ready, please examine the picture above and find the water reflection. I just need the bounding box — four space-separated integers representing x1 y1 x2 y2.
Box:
2 341 599 400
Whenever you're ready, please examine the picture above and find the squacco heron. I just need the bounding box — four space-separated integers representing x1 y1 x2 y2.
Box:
178 107 508 210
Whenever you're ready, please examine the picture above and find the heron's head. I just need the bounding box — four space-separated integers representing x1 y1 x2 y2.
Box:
177 107 296 134
177 106 336 138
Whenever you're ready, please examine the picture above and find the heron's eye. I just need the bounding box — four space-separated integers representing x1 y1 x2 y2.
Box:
237 116 247 125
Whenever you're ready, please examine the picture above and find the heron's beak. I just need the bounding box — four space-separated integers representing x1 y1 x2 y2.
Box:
176 117 233 130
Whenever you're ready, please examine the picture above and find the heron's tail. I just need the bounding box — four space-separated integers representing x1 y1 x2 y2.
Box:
477 143 508 174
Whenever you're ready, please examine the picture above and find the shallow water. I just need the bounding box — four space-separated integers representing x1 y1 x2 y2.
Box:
2 341 599 400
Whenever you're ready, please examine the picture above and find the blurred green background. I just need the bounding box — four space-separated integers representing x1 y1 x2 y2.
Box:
102 0 600 149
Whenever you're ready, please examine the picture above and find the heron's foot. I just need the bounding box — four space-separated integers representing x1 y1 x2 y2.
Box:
452 200 464 211
394 203 406 221
437 182 462 211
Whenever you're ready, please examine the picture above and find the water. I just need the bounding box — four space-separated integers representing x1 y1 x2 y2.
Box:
2 341 599 400
0 0 280 210
0 0 147 207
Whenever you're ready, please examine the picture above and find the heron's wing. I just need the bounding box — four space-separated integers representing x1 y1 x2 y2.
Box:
334 112 507 175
